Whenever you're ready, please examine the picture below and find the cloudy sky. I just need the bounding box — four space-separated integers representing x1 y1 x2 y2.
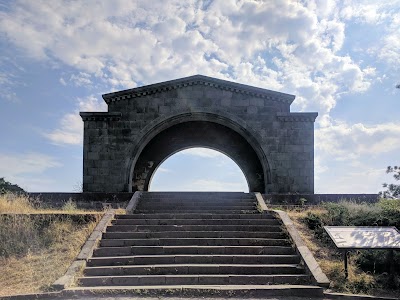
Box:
0 0 399 193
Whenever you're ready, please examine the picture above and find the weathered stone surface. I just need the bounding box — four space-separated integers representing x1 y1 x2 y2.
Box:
80 75 317 193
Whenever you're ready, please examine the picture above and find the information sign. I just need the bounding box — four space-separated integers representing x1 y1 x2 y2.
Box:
324 226 400 278
324 226 400 249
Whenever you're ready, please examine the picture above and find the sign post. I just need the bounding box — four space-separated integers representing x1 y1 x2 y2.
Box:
324 226 400 279
343 250 348 278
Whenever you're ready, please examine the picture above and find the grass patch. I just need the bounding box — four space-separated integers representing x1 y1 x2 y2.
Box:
287 199 400 297
0 193 36 214
0 193 99 214
0 193 102 296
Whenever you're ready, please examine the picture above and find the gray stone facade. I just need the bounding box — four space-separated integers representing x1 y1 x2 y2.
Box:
80 75 317 193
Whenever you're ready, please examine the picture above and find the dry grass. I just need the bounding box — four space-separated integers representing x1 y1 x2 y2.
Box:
0 193 102 297
0 193 36 213
288 209 399 298
0 219 98 296
0 193 99 214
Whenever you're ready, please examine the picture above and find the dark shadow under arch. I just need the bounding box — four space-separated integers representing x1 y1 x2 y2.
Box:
131 120 267 192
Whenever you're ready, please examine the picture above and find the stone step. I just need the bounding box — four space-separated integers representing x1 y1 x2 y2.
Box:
141 195 255 199
106 224 282 232
139 199 255 203
68 285 324 298
141 192 253 197
135 206 256 211
77 274 311 286
134 210 259 214
116 213 275 219
136 205 256 210
138 199 255 202
139 196 255 200
93 246 295 256
141 194 255 198
139 199 255 204
135 208 258 213
102 231 286 239
140 192 255 199
84 264 305 276
111 218 280 226
76 191 318 291
87 254 300 267
100 238 290 247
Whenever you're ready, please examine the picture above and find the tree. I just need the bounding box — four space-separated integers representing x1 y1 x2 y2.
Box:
380 166 400 199
0 177 26 194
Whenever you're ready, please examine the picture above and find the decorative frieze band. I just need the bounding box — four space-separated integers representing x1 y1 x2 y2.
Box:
276 112 318 122
80 112 122 121
102 75 295 105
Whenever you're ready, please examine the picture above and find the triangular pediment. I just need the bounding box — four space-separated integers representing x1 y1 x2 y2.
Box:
102 75 295 104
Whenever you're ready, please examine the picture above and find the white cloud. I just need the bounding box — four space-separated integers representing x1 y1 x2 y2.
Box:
315 120 400 193
316 164 388 194
156 167 171 173
338 1 400 70
69 72 93 87
0 72 13 86
178 148 225 158
339 1 393 24
44 95 107 145
0 69 21 102
316 121 400 161
0 0 384 117
378 13 400 68
0 152 62 176
59 77 67 86
1 89 18 102
152 179 248 192
186 179 248 192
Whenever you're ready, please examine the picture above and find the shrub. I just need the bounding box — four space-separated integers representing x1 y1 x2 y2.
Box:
356 250 400 275
322 202 351 225
61 199 78 212
0 193 35 213
346 272 376 294
305 212 323 230
378 199 400 211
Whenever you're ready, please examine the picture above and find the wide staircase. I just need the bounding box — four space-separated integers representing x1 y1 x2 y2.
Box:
76 192 322 296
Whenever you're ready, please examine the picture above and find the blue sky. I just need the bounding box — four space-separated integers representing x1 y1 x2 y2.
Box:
0 0 399 193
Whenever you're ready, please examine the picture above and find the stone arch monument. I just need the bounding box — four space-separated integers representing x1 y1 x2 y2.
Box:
80 75 317 193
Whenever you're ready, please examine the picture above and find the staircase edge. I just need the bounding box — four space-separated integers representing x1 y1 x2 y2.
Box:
256 193 330 288
51 209 116 290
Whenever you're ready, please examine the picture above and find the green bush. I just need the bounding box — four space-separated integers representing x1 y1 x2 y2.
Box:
346 272 376 294
305 199 400 229
323 202 351 225
356 250 400 274
305 212 322 230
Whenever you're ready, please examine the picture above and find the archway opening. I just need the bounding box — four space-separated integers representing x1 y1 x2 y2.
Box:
131 119 267 192
149 147 249 192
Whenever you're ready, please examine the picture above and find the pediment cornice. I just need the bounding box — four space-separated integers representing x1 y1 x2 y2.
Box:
276 112 318 122
80 112 122 121
102 75 295 105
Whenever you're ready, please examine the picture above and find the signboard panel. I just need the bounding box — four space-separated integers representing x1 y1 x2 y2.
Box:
324 226 400 249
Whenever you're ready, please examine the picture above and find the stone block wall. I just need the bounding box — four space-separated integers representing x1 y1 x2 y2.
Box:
81 75 317 193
